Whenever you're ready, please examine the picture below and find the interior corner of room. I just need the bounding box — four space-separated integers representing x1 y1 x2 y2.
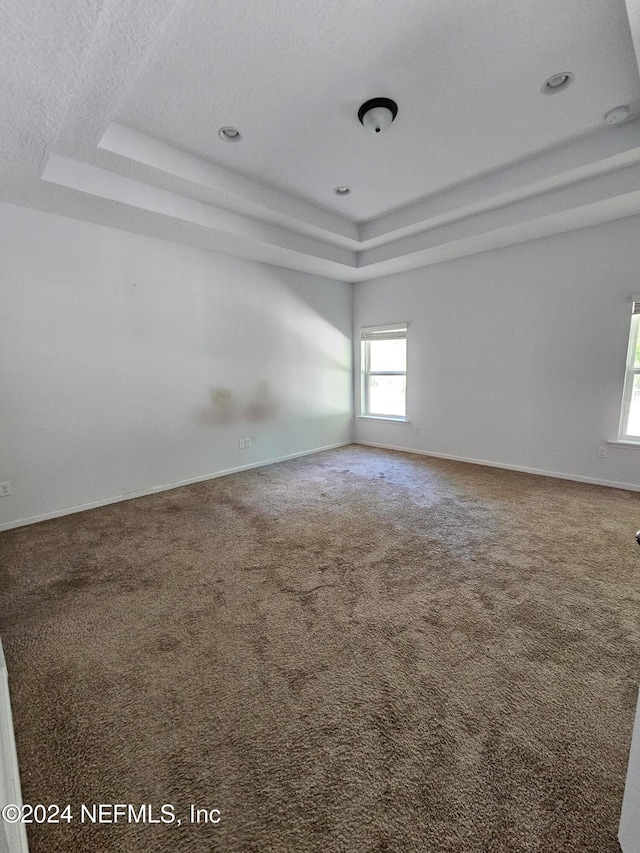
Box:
2 0 640 851
4 204 640 532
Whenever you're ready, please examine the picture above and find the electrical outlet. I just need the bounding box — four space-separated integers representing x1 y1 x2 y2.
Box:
597 445 607 458
239 439 245 449
0 482 12 497
245 438 252 449
414 426 420 435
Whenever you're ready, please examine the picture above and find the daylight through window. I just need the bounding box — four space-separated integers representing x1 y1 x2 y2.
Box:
361 324 407 418
619 301 640 440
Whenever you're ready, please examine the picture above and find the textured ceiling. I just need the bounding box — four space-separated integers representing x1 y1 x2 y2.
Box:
2 0 640 281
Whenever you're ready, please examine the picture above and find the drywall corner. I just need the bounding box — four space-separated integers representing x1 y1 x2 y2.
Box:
619 685 640 853
0 640 29 853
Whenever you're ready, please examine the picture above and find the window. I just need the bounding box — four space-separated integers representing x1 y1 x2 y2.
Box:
620 301 640 441
360 324 407 418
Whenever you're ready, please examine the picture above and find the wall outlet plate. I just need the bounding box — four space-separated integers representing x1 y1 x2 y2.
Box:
238 439 245 449
245 438 252 448
597 446 607 458
0 482 11 497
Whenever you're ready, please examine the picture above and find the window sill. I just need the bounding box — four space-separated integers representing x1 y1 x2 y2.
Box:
607 439 640 449
357 415 410 423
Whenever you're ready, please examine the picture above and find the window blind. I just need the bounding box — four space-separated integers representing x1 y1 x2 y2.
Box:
360 323 407 341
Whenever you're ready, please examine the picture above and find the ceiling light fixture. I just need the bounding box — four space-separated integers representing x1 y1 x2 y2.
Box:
358 98 398 134
333 186 351 195
218 126 241 142
604 105 630 125
541 72 574 95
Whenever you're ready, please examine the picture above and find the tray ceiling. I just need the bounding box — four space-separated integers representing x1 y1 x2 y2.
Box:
2 0 640 281
116 0 640 221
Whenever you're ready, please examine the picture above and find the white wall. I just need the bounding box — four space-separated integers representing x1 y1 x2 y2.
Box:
3 204 640 533
0 203 352 529
354 215 640 489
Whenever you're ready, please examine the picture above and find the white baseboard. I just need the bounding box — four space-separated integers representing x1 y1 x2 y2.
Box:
5 439 636 532
0 640 29 853
0 441 352 532
355 440 640 493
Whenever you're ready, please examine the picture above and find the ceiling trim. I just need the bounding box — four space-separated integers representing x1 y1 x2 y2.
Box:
86 118 640 265
360 162 640 266
42 154 357 267
40 128 640 281
98 123 360 245
352 190 640 281
41 149 640 283
360 120 640 246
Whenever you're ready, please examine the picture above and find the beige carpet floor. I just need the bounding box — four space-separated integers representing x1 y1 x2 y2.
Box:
1 445 639 852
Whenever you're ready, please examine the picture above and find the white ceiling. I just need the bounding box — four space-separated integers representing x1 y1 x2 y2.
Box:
117 0 640 221
2 0 640 281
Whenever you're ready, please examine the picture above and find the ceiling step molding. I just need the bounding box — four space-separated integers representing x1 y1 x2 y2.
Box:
98 123 360 246
42 129 640 281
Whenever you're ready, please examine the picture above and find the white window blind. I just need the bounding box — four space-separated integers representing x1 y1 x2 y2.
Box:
360 323 408 418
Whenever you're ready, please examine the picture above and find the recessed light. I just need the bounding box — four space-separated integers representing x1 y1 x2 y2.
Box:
218 127 241 142
541 72 574 95
604 105 629 125
333 186 351 195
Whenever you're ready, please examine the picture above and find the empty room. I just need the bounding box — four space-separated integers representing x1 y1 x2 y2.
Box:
2 0 640 851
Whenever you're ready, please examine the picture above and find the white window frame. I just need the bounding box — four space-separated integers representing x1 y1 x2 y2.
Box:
360 323 408 420
619 302 640 441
